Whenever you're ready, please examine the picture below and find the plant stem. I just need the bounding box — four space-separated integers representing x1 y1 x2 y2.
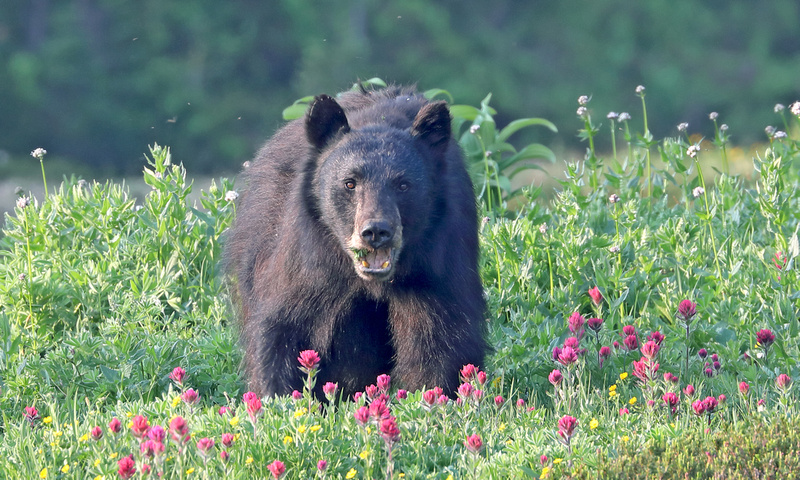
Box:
694 158 724 284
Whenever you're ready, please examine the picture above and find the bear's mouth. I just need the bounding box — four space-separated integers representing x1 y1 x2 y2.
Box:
353 248 395 279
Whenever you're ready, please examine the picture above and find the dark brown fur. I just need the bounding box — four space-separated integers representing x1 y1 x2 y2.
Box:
225 86 487 398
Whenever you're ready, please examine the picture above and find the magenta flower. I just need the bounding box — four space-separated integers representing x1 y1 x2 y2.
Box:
698 348 708 358
756 329 776 348
196 437 215 457
587 317 604 333
220 450 230 463
396 389 408 400
376 374 391 392
140 439 164 458
557 415 578 442
640 340 660 360
437 394 449 405
494 395 504 406
647 331 665 345
619 407 629 415
776 373 792 391
130 415 150 439
691 399 706 416
552 346 562 362
245 395 263 420
516 398 526 409
477 371 487 385
181 388 200 406
90 426 103 441
684 384 695 397
297 350 321 370
588 286 602 305
117 455 136 479
558 346 578 366
718 394 726 404
354 406 370 425
322 382 338 399
146 425 165 443
365 385 379 400
702 395 718 413
564 336 580 349
169 366 186 385
599 346 611 358
242 391 258 404
23 406 38 425
464 434 483 454
221 432 234 448
317 460 328 472
460 364 478 381
663 392 679 408
380 416 401 444
169 416 190 445
267 460 286 479
678 299 697 320
568 312 586 336
108 417 122 434
739 381 750 395
458 382 474 399
422 389 436 406
292 390 302 400
622 325 636 336
549 369 563 386
218 406 230 416
623 334 639 351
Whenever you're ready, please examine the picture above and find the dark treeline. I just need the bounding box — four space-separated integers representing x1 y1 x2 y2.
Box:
2 0 799 174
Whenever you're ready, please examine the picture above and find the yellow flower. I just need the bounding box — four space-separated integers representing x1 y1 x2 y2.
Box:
589 418 599 430
553 458 562 464
505 439 514 445
346 468 357 479
229 416 240 427
297 424 307 434
245 456 253 465
492 377 502 388
398 474 405 479
94 459 101 468
540 466 551 479
94 476 105 480
126 412 133 418
283 435 293 445
61 465 69 474
79 433 89 442
620 372 628 381
126 421 133 429
359 450 369 460
294 408 308 418
629 397 637 405
43 416 52 424
366 427 372 435
53 431 63 437
446 475 454 480
609 390 617 398
39 467 48 479
186 467 195 475
498 422 507 432
171 396 181 408
310 424 321 432
622 435 630 442
609 384 617 391
49 442 56 447
110 453 118 459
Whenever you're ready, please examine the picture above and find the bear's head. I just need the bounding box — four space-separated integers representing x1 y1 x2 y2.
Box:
305 94 452 281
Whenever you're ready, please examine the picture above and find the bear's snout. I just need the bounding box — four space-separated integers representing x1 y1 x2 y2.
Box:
360 220 394 249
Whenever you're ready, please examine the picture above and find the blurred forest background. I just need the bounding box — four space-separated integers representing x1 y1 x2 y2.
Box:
1 0 800 176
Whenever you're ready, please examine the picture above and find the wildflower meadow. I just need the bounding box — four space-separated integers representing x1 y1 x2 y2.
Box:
1 84 800 479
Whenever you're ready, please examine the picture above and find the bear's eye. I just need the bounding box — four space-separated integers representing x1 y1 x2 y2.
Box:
398 181 410 192
344 179 356 190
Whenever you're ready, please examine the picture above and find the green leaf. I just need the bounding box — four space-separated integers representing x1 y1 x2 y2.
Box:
498 144 556 170
100 365 121 383
497 118 558 142
423 88 454 103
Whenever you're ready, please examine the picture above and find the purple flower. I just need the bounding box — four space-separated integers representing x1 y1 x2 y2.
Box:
623 334 639 351
549 369 563 386
622 325 636 336
647 331 665 345
587 317 604 333
756 329 776 348
698 348 708 359
396 389 408 400
678 300 697 320
568 312 586 336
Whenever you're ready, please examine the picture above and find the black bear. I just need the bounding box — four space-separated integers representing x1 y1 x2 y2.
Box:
225 86 487 398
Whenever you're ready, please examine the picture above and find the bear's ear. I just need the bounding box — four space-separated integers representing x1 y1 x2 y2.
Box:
411 101 452 155
306 94 351 150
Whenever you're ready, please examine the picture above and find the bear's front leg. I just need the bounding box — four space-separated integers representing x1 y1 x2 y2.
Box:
388 290 487 396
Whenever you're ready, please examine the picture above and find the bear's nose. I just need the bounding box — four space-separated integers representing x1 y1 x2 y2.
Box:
361 220 394 249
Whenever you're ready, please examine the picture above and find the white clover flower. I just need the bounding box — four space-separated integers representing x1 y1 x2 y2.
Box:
18 273 26 282
692 186 705 198
774 104 785 113
765 126 776 136
607 111 619 120
30 148 47 159
720 124 729 132
608 193 620 204
538 223 548 234
677 122 689 132
709 112 718 121
16 196 30 209
225 190 240 202
687 145 700 158
578 95 590 106
618 112 631 122
635 85 646 95
610 245 620 253
469 124 480 135
791 101 800 117
774 131 788 139
577 106 588 117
